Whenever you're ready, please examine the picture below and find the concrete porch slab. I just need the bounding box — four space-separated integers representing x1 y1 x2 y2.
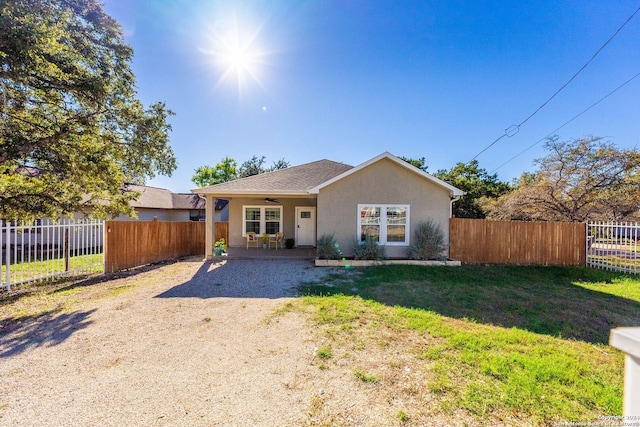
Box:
212 247 316 260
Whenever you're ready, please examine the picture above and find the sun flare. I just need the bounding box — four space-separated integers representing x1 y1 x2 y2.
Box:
200 14 268 93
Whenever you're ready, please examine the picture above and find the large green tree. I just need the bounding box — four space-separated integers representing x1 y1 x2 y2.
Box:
488 136 640 222
0 0 176 220
191 157 237 187
399 156 428 172
192 155 289 187
435 161 512 218
400 155 511 218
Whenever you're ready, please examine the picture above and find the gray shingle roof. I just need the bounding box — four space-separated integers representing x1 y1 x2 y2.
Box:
195 159 353 195
125 184 205 210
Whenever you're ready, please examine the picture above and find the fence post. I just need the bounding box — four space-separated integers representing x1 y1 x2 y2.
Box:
5 222 10 291
64 227 70 272
585 222 588 267
610 327 640 417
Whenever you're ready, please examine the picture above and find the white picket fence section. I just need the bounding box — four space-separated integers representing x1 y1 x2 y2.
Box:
587 221 639 274
1 219 105 291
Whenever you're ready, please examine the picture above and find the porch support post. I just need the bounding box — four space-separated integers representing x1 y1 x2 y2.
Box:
610 327 640 417
204 195 214 259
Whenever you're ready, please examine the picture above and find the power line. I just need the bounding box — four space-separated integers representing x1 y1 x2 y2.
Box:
469 3 640 161
490 70 640 174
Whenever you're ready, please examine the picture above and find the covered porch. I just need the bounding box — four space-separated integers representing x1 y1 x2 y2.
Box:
200 194 318 258
191 158 355 259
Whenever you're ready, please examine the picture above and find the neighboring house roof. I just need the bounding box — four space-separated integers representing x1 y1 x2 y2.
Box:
193 159 354 196
193 152 465 198
11 168 211 211
309 152 465 197
124 184 206 210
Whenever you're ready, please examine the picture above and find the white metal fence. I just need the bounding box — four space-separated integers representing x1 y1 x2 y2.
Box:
587 221 639 274
1 219 105 291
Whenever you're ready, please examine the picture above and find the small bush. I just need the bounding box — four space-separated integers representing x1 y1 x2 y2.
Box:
316 234 343 259
408 219 447 260
213 238 227 255
353 234 386 260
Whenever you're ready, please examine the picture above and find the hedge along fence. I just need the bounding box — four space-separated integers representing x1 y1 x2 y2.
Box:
450 218 586 266
104 220 205 273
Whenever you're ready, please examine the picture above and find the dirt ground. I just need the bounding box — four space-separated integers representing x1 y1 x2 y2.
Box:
0 258 478 427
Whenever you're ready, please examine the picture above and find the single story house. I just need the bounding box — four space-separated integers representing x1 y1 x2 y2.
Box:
114 184 227 222
193 152 464 258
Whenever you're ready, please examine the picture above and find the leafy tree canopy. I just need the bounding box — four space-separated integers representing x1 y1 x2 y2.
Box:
0 0 176 220
191 155 289 187
399 156 428 172
435 160 512 218
192 157 237 187
487 136 640 222
238 155 289 178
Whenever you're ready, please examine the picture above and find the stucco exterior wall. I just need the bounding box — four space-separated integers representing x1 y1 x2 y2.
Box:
226 197 316 247
317 157 452 258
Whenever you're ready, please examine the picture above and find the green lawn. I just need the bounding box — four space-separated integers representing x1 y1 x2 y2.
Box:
298 265 640 425
588 254 639 271
2 253 104 283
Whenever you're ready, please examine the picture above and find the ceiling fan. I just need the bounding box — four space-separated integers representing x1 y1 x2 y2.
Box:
264 197 279 203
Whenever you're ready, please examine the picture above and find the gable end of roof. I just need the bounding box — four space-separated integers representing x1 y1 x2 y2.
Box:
308 152 465 196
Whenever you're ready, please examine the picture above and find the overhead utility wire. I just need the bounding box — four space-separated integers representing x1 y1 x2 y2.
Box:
490 70 640 174
469 3 640 162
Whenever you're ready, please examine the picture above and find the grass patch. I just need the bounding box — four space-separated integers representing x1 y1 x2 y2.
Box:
354 369 378 383
0 267 161 323
298 265 638 424
301 265 640 344
2 253 104 280
396 410 409 422
316 347 332 360
588 254 639 270
105 285 134 297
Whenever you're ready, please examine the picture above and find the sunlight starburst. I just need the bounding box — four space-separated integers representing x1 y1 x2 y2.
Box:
200 14 269 94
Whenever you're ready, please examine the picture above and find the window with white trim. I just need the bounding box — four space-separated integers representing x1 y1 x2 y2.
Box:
358 204 409 245
243 206 282 236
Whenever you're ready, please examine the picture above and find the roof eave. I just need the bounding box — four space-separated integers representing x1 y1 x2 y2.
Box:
191 189 313 198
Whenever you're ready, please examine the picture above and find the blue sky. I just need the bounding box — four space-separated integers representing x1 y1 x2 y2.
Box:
102 0 640 192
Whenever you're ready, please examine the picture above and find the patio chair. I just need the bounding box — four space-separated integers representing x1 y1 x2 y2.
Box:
246 232 259 249
269 231 284 250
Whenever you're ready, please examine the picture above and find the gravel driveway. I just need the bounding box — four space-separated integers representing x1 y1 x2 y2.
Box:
0 259 339 427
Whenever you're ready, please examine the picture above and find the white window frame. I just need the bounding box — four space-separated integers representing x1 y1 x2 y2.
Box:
242 205 283 237
357 204 410 246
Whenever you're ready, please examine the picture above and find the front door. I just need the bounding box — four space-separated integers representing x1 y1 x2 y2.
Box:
295 207 316 247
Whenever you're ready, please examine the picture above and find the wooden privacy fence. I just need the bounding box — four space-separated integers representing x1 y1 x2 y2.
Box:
215 221 229 244
450 218 586 265
104 220 205 273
